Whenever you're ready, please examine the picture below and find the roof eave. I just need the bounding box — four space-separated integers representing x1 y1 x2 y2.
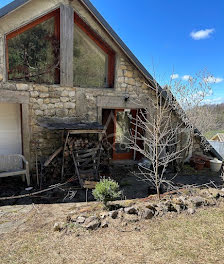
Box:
80 0 156 86
0 0 31 19
0 0 221 161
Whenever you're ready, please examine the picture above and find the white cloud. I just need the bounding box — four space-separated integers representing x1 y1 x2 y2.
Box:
207 89 213 96
170 74 179 79
203 97 224 105
204 76 223 84
192 89 213 101
190 28 215 40
182 75 192 81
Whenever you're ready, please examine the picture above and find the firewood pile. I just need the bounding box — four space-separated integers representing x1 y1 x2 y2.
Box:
64 137 99 157
39 135 110 186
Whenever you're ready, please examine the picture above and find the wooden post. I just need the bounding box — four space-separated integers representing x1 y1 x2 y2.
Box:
60 4 74 87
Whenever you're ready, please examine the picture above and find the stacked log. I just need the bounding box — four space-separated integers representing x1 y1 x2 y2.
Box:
64 136 99 156
41 135 110 185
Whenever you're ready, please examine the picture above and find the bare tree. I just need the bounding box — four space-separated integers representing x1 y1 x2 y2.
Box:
171 71 217 135
127 71 213 199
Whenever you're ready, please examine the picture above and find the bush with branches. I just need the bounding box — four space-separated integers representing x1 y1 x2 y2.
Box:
92 178 121 208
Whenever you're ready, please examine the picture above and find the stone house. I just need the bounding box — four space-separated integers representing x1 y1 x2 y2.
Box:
0 0 221 178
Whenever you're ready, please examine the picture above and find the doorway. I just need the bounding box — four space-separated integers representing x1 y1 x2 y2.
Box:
102 109 140 160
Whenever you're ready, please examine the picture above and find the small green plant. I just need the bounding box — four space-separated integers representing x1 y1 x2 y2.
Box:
92 178 122 208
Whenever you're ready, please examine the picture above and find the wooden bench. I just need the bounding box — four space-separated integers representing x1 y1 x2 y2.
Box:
0 154 30 186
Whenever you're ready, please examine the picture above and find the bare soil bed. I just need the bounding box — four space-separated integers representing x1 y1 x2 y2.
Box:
0 164 221 207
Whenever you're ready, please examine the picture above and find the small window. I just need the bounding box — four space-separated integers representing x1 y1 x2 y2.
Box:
74 13 115 88
6 10 60 84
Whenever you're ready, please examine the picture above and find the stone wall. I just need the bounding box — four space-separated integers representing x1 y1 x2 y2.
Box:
0 0 216 173
0 52 153 169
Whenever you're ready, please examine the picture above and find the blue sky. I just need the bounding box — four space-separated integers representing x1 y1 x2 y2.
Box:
1 0 223 104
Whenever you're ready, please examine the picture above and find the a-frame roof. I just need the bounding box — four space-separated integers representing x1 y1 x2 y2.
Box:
0 0 155 85
0 0 30 18
0 0 222 161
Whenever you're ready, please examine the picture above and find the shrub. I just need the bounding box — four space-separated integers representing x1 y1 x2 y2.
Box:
92 178 121 207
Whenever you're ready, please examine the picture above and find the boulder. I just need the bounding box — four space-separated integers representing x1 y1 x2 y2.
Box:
189 196 205 207
53 222 64 232
219 190 224 198
85 219 101 230
145 203 156 211
84 215 98 225
76 216 86 224
109 210 118 219
141 208 154 219
164 201 177 212
173 204 183 214
187 208 196 214
154 203 169 216
84 216 101 230
100 212 108 219
117 210 124 219
124 207 138 215
172 197 186 206
101 220 109 228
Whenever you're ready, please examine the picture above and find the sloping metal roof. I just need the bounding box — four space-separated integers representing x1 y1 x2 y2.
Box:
0 0 30 18
211 133 224 142
80 0 155 83
39 121 104 131
0 0 155 84
0 0 221 160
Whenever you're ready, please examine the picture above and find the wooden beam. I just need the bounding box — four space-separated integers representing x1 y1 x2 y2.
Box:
60 4 74 87
21 103 31 166
68 129 104 134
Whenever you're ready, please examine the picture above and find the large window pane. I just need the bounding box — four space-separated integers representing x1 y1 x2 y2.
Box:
73 25 108 88
8 17 59 84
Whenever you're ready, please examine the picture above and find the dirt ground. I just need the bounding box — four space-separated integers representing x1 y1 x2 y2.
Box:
1 199 224 264
0 164 221 207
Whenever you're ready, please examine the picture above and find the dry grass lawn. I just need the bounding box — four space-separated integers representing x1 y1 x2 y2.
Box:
1 201 224 264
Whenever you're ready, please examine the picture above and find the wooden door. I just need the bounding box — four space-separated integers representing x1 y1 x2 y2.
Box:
113 109 134 160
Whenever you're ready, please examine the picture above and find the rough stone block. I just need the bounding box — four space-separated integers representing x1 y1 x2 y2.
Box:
56 109 68 116
124 70 133 78
55 102 64 109
60 97 69 102
69 91 76 97
64 102 75 109
35 110 44 116
37 99 43 105
61 90 69 96
34 85 48 92
16 83 29 91
39 93 49 98
30 91 39 98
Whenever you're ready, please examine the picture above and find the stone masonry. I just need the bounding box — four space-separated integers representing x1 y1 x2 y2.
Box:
0 0 215 173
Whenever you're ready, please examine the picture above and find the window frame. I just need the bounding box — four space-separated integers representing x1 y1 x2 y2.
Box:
5 8 115 88
5 9 60 83
74 12 115 88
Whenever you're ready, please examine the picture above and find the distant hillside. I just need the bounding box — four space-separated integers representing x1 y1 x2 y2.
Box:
202 103 224 139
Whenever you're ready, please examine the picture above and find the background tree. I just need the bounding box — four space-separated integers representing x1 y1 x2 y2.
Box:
128 71 213 199
8 18 59 84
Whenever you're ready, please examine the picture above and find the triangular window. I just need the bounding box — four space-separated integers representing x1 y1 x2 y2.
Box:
6 10 60 84
73 13 115 88
5 8 115 88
